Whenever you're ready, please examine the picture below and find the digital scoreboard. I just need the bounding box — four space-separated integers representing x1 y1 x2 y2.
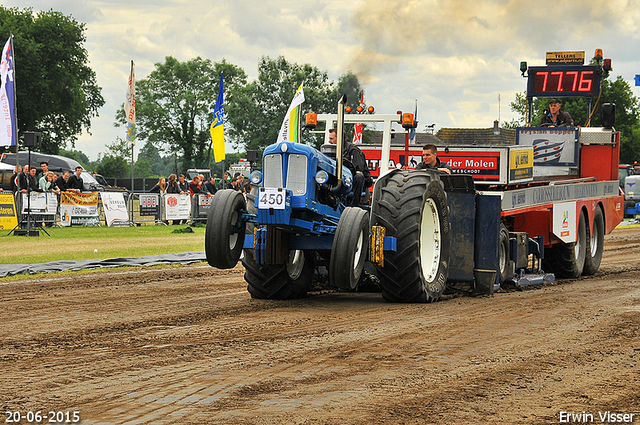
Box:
527 65 601 98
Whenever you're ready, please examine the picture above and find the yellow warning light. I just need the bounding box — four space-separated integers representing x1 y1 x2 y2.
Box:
594 48 603 61
345 106 352 113
305 113 317 129
356 105 364 113
367 106 375 113
402 112 416 129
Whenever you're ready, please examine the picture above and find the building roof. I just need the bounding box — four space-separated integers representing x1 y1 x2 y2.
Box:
435 127 516 146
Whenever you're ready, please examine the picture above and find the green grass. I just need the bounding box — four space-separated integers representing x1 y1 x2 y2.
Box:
0 224 206 264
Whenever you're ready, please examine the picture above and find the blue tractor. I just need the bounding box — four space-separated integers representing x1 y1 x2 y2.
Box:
205 96 452 302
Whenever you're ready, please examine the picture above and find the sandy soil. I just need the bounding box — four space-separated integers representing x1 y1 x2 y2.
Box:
1 226 639 425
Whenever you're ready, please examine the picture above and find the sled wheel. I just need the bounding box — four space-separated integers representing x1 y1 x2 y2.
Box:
244 249 312 299
543 209 587 278
583 206 604 275
329 207 369 290
498 223 511 284
373 169 450 302
205 189 246 269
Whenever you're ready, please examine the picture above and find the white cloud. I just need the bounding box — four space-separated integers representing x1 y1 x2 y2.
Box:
3 0 640 161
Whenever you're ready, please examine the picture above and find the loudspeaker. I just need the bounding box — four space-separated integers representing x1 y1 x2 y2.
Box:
246 150 260 162
23 132 42 148
602 103 616 129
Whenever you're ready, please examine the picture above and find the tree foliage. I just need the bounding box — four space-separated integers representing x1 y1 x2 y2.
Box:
118 56 247 171
229 56 340 151
0 7 104 154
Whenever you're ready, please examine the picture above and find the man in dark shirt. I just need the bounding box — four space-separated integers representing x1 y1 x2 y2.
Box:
416 143 451 174
66 166 85 193
328 128 372 206
541 98 574 127
178 174 188 193
10 165 21 193
203 176 218 195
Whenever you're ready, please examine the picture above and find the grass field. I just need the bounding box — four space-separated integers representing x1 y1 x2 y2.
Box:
0 224 206 264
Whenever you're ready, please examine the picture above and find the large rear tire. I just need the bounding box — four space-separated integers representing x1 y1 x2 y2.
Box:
205 190 246 269
543 209 587 278
243 249 313 299
373 170 450 303
583 206 604 275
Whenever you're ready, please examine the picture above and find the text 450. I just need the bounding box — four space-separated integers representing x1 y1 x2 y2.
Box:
5 411 80 423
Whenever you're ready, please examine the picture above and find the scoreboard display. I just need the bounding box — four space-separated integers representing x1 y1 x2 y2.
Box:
527 65 601 98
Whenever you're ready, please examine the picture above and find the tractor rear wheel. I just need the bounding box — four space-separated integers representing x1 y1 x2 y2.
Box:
329 207 369 290
243 249 313 299
205 190 246 269
583 206 604 275
543 209 587 278
373 170 450 302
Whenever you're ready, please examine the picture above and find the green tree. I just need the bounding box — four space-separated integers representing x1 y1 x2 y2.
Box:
0 7 104 154
229 56 339 151
95 154 129 178
119 56 247 171
59 148 92 169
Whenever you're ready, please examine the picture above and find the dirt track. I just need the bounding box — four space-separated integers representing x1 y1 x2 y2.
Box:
1 226 639 425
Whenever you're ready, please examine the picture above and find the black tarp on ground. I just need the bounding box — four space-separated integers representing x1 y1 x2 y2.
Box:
0 251 207 278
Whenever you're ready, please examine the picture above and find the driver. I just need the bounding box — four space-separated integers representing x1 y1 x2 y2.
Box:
541 98 574 127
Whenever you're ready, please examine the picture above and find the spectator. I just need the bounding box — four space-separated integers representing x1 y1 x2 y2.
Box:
188 175 201 196
18 165 29 193
149 177 167 193
166 174 182 194
178 174 188 193
232 173 245 192
203 176 217 196
39 171 54 191
218 171 231 190
66 166 85 193
37 161 49 181
58 170 70 192
50 172 62 195
11 164 21 193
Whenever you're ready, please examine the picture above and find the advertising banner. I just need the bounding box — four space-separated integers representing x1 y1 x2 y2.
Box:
21 192 57 214
0 193 18 230
101 192 130 227
139 194 159 217
164 193 191 220
516 127 579 166
197 194 212 218
60 192 100 227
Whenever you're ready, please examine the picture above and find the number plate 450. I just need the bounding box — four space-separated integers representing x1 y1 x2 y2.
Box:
258 188 286 210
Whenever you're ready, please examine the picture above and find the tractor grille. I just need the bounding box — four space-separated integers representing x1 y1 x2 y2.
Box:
286 154 307 196
263 153 283 189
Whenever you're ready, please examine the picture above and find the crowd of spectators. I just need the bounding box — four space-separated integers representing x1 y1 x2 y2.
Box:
8 161 85 195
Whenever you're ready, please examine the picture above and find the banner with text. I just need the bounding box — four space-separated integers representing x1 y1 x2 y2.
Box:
0 193 18 230
21 192 57 214
163 193 191 221
101 192 130 227
60 192 100 226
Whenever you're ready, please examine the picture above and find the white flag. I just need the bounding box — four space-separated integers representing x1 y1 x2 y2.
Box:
276 83 304 144
124 60 136 145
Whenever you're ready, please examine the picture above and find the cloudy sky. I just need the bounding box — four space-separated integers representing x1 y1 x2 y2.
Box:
5 0 640 161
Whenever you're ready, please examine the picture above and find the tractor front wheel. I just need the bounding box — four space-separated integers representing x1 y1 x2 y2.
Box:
205 190 246 269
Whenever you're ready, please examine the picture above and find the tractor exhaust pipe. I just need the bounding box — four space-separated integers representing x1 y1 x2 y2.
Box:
330 94 347 194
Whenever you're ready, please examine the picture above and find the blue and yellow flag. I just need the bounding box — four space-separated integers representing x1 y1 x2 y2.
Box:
210 72 225 162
